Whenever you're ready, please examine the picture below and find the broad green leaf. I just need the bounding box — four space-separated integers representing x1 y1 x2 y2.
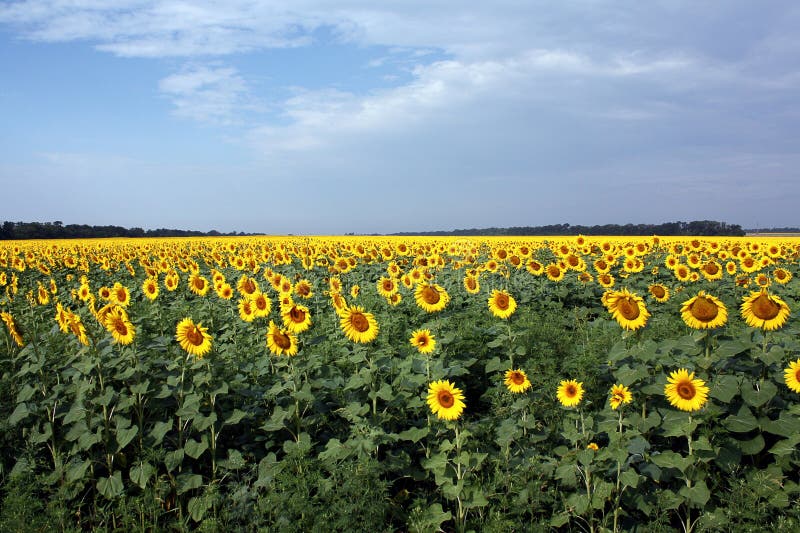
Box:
708 374 739 403
620 469 640 489
724 404 760 433
148 420 172 445
761 413 800 438
397 426 429 443
130 462 155 489
188 494 213 522
164 449 185 472
650 451 692 473
116 426 138 451
8 403 30 426
65 459 91 484
768 437 800 457
184 437 208 459
738 434 766 455
223 409 248 426
680 480 710 507
96 471 124 500
176 473 203 495
741 379 777 408
192 412 217 432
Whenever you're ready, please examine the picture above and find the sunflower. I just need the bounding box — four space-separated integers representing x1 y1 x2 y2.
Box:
526 259 544 276
175 317 212 357
587 442 599 451
648 283 670 303
238 298 257 322
426 380 466 421
557 379 584 408
67 312 89 346
701 260 724 281
295 279 314 299
605 288 650 331
188 274 211 297
545 263 565 282
487 289 517 319
104 307 135 345
330 292 349 316
377 276 398 298
784 359 800 393
216 283 234 300
410 329 436 354
340 306 379 343
237 275 259 296
773 268 792 285
463 274 480 294
597 273 615 288
740 289 791 331
111 282 131 307
266 320 299 356
142 277 159 301
387 293 402 306
680 291 728 329
504 369 532 393
414 283 450 313
664 368 709 412
251 291 272 318
282 302 312 333
609 384 633 410
0 311 24 347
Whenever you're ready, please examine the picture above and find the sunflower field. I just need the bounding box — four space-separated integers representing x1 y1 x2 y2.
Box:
2 235 800 532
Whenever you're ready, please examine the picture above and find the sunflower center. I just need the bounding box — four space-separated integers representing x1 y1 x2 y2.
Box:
494 293 509 310
256 297 268 310
273 331 292 350
421 286 440 305
186 326 204 346
547 266 560 277
113 319 128 336
290 307 306 323
752 293 780 320
690 297 719 322
511 372 525 385
417 335 429 347
466 278 477 290
650 285 666 298
297 284 310 296
193 278 205 290
242 279 255 293
776 270 787 280
437 390 454 408
116 290 127 302
704 263 719 275
382 280 394 291
350 312 370 332
617 298 640 320
677 382 696 400
565 384 577 398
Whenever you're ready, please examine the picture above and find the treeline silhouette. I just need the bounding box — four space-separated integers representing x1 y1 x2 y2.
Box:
392 220 746 237
0 221 257 240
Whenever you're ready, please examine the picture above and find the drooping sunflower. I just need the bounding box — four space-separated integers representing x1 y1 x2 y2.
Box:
557 379 584 408
664 368 709 412
609 384 633 410
104 306 135 345
340 306 379 343
504 369 532 394
188 273 211 297
605 288 650 331
410 329 436 354
282 302 312 334
648 283 670 303
266 320 299 356
175 317 212 358
426 380 466 421
67 312 89 346
740 289 791 331
0 311 24 347
488 289 517 319
414 283 450 313
783 359 800 393
330 292 349 317
680 291 728 330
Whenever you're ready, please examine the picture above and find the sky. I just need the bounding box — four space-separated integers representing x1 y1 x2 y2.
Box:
1 1 799 235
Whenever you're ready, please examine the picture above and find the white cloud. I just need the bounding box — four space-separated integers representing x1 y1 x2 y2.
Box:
158 64 262 124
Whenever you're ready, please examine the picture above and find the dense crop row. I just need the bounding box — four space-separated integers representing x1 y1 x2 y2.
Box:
1 235 799 531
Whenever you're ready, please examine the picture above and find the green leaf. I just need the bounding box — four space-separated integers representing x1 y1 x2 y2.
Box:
484 357 503 373
761 413 800 438
96 471 124 500
65 460 91 484
65 421 89 442
709 374 739 403
738 434 766 455
759 345 785 366
651 451 692 473
148 420 172 445
555 464 577 487
192 412 217 432
8 403 30 426
741 379 777 408
680 479 710 507
184 438 208 459
397 426 429 443
164 449 185 472
176 473 203 495
566 492 590 515
224 409 248 426
15 384 36 403
130 462 154 490
613 365 650 386
188 494 213 522
724 404 760 433
620 469 640 489
768 437 800 457
115 426 139 451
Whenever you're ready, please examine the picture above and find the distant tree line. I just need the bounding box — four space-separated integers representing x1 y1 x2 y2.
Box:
391 220 746 237
0 221 257 240
744 227 800 234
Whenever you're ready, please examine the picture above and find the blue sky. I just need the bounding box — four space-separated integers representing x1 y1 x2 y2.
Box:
1 2 799 234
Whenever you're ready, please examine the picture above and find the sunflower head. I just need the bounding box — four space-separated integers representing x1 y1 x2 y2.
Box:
680 291 728 330
784 359 800 393
410 329 436 354
488 289 517 319
426 380 466 421
664 368 709 412
504 369 532 394
740 289 791 331
557 379 584 408
609 384 633 410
